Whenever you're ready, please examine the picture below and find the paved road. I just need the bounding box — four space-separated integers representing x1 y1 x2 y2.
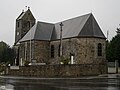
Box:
0 74 120 90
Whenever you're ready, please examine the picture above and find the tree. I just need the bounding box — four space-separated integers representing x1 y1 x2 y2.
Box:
106 28 120 65
0 41 15 65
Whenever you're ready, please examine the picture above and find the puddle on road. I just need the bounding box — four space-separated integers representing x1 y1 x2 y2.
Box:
0 84 14 90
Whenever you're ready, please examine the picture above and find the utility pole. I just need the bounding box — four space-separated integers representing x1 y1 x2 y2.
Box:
60 22 63 57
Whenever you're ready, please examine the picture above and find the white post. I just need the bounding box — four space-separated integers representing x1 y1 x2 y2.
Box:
71 56 74 64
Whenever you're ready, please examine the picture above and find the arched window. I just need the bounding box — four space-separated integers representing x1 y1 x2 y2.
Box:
98 43 102 56
51 45 54 58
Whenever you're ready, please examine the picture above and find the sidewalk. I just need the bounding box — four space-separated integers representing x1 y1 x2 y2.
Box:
108 67 120 74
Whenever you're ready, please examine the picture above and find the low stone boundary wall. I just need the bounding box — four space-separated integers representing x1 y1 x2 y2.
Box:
7 64 107 77
0 66 7 75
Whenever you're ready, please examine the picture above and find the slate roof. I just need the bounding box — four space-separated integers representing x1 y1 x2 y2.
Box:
20 22 54 42
51 13 91 40
20 13 106 42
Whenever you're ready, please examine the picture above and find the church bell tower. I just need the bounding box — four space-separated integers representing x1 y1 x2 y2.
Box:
14 7 36 65
15 7 36 45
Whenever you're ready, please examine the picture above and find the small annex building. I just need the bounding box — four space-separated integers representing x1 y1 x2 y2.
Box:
14 8 107 67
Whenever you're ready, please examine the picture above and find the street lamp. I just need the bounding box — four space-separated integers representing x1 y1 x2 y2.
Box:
60 22 64 57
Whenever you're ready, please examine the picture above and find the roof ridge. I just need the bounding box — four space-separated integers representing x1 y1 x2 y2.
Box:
55 13 92 24
16 11 25 20
37 21 54 25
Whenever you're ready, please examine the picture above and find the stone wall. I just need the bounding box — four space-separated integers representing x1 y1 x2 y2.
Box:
0 66 7 75
7 64 107 77
34 41 50 63
19 37 106 66
50 38 106 64
19 40 50 65
0 66 5 72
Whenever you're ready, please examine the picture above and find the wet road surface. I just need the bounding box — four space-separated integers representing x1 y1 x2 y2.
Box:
0 74 120 90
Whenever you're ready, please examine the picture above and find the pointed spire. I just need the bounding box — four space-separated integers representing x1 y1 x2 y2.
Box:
25 6 28 11
22 9 24 12
28 6 30 9
91 10 92 13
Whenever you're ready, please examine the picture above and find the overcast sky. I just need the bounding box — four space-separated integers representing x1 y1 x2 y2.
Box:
0 0 120 46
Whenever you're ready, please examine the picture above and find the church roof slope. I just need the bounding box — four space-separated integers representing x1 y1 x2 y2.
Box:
78 14 106 38
34 22 54 40
20 21 54 42
51 13 91 40
51 13 105 40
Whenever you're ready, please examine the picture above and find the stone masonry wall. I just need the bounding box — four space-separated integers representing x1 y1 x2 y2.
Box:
19 37 106 66
34 41 50 63
8 64 107 77
50 38 106 65
19 40 50 65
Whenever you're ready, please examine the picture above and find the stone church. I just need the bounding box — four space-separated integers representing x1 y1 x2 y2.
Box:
14 8 106 66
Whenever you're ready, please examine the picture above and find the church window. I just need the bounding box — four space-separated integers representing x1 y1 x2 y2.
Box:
98 43 102 56
51 45 54 58
58 44 60 57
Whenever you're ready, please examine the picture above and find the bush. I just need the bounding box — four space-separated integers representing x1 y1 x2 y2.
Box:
60 57 70 65
24 60 30 66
